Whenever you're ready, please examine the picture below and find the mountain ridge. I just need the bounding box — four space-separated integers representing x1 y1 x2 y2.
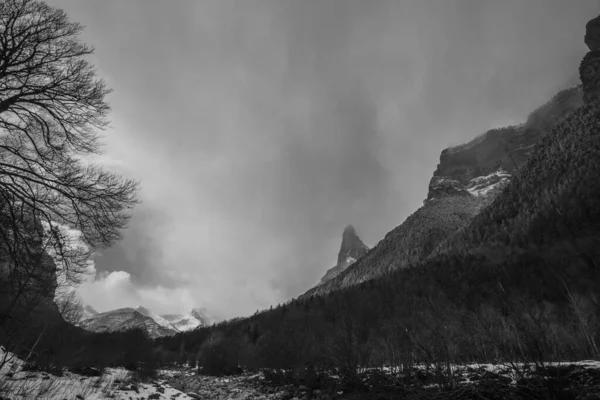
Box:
302 84 583 299
79 306 213 338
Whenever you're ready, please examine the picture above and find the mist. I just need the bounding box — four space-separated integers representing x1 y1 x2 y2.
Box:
46 0 598 319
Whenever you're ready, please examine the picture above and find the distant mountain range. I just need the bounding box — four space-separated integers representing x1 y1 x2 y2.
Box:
78 305 215 338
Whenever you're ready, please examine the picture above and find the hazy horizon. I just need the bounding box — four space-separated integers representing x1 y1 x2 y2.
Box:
45 0 598 319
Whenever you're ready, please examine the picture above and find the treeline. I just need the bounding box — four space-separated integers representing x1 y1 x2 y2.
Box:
1 311 162 380
158 245 600 378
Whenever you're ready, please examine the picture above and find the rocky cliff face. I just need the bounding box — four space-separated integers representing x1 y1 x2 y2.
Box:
302 84 583 299
428 86 582 203
319 225 369 284
434 15 600 260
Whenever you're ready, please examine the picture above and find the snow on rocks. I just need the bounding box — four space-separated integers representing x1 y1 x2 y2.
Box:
162 371 315 400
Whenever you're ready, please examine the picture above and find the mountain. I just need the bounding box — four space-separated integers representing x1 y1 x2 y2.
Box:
82 305 98 320
79 308 177 339
302 84 583 299
159 14 600 386
135 306 177 329
161 308 214 331
79 305 212 338
318 225 369 284
428 85 582 204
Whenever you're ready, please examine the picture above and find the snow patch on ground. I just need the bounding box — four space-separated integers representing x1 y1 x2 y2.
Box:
0 347 194 400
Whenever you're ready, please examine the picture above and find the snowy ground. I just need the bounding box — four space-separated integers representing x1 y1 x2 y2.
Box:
3 346 600 400
0 347 195 400
0 347 300 400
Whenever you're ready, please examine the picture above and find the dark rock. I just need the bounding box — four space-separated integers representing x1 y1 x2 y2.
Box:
580 50 600 104
585 15 600 50
318 225 369 284
428 85 582 202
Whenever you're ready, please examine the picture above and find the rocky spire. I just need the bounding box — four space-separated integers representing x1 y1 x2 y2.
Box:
318 225 369 285
337 225 368 265
581 15 600 104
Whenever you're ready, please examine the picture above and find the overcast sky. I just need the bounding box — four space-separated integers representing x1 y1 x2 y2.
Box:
46 0 597 319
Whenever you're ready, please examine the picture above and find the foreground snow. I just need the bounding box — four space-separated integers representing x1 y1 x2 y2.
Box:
3 345 600 400
0 347 194 400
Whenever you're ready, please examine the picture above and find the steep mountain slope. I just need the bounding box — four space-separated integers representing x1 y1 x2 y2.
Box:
303 195 483 298
302 85 583 298
438 100 600 259
319 225 369 284
80 308 177 339
428 85 582 202
135 306 174 329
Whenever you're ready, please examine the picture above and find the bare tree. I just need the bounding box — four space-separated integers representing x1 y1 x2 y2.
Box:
0 0 138 325
54 288 83 325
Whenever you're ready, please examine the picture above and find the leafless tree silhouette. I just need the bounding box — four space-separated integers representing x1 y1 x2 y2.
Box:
0 0 139 327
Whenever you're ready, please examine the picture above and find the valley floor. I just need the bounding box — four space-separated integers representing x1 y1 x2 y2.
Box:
3 346 600 400
162 370 306 400
0 347 190 400
0 347 303 400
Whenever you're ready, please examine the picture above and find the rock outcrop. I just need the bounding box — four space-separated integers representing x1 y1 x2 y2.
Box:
582 17 600 104
428 85 582 203
319 225 369 284
435 15 600 259
580 51 600 104
585 15 600 51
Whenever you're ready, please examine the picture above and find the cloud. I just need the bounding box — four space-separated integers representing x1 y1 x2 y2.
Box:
79 268 196 316
45 0 600 319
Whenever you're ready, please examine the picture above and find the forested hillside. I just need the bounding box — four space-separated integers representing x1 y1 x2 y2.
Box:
303 85 583 298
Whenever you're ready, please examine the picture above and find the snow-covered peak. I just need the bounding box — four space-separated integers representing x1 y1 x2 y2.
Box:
134 306 174 330
161 309 209 332
78 304 213 336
